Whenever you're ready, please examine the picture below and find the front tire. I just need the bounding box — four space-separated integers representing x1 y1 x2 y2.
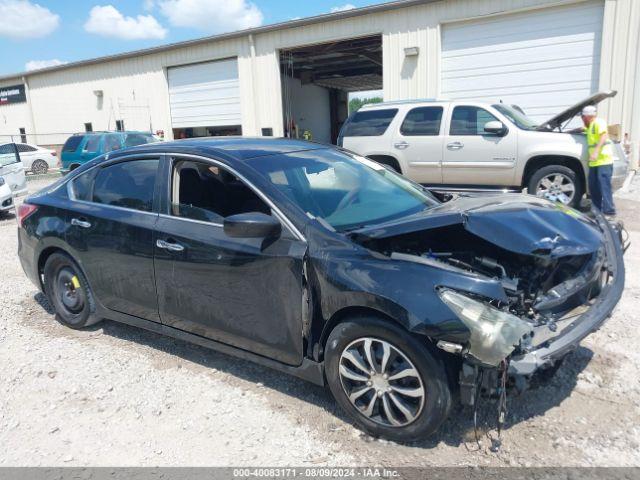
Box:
43 252 100 329
528 164 583 208
325 316 452 442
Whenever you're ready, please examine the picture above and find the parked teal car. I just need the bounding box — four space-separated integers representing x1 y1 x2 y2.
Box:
61 131 159 172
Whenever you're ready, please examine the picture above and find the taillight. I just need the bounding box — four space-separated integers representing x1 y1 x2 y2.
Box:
17 203 38 227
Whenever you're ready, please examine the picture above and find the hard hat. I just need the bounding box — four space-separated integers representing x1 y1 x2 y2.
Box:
582 105 597 116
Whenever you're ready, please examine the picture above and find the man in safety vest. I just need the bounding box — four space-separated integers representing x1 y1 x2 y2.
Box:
582 105 616 218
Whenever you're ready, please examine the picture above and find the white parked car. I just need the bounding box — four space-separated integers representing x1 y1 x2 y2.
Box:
339 91 628 207
14 142 58 174
0 143 28 205
0 176 13 215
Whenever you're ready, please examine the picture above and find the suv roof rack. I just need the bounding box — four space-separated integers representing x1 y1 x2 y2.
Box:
360 98 450 108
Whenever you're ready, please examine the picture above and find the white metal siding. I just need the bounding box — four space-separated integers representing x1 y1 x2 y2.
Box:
168 58 241 128
441 1 604 124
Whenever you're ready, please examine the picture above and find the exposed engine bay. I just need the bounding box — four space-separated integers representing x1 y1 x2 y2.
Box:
353 224 606 327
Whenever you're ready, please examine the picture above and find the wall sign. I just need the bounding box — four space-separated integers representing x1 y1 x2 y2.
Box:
0 84 27 105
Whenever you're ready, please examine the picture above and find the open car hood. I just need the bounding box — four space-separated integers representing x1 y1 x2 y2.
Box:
351 194 603 258
535 90 617 131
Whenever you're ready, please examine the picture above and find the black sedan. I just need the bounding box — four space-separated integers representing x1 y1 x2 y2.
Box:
17 138 625 441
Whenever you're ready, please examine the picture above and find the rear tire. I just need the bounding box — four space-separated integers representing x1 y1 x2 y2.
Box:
31 159 49 175
527 164 583 208
325 316 452 442
43 252 100 329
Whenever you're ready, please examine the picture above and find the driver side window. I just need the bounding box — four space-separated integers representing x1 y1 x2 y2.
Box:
450 106 499 136
170 159 271 224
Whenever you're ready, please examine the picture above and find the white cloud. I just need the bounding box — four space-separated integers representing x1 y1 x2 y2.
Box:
158 0 263 33
330 3 356 13
0 0 59 39
84 5 167 40
25 58 67 71
143 0 155 10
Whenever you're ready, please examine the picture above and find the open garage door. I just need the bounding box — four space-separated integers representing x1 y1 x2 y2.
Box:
168 58 242 138
441 1 604 125
280 35 382 144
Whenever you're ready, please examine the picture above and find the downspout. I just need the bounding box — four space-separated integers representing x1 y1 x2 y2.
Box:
21 76 37 145
248 34 260 136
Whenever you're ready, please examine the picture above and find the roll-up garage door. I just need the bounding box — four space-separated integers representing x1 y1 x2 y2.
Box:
168 58 241 129
441 1 603 124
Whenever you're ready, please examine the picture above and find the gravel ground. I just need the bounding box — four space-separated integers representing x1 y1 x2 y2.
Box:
1 176 639 467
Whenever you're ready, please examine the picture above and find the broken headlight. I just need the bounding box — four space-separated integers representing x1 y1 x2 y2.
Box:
439 289 532 366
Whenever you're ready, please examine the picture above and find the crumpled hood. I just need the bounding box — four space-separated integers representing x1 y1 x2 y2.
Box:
352 194 603 258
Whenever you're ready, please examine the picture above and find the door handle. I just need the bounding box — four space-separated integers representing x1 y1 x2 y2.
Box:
393 141 410 150
447 141 464 150
71 218 91 229
156 239 185 252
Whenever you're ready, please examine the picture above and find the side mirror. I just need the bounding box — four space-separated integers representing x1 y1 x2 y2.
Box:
224 212 281 239
484 121 507 136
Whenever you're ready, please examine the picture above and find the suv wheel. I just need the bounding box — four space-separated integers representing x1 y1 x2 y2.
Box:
528 165 583 208
43 253 100 329
325 316 451 442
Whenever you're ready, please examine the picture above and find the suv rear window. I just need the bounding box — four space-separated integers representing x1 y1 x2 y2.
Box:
342 109 398 137
62 136 84 152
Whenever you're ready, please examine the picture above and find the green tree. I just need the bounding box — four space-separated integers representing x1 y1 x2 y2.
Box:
349 96 383 114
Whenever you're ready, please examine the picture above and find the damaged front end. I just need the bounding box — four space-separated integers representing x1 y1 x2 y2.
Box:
349 195 626 404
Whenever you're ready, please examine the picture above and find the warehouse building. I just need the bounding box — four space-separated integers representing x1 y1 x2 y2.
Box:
0 0 638 159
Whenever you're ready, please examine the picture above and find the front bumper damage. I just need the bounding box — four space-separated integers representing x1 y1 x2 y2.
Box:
509 215 625 376
459 214 626 405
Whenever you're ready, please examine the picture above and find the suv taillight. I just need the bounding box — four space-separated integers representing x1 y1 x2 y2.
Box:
17 203 38 227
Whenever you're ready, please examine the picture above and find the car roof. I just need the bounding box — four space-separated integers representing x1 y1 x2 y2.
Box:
108 137 328 161
360 98 450 109
72 131 154 136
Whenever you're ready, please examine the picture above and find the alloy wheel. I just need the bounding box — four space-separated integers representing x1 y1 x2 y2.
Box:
338 337 425 427
32 160 49 175
535 173 576 204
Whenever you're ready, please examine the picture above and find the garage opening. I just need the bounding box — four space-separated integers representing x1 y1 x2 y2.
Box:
280 35 382 145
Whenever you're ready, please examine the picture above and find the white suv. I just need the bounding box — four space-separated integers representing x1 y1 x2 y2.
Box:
338 91 629 207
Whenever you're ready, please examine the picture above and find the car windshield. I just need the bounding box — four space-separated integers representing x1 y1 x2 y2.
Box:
247 148 438 231
493 104 538 130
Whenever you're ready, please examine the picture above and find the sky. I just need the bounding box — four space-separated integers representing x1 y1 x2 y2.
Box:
0 0 385 77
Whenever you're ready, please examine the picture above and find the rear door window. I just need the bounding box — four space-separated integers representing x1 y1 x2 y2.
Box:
400 107 444 136
62 136 84 153
17 144 37 152
0 143 20 166
103 134 123 153
342 109 398 137
92 159 159 212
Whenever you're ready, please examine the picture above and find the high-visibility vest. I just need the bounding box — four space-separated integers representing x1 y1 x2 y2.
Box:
586 118 613 167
